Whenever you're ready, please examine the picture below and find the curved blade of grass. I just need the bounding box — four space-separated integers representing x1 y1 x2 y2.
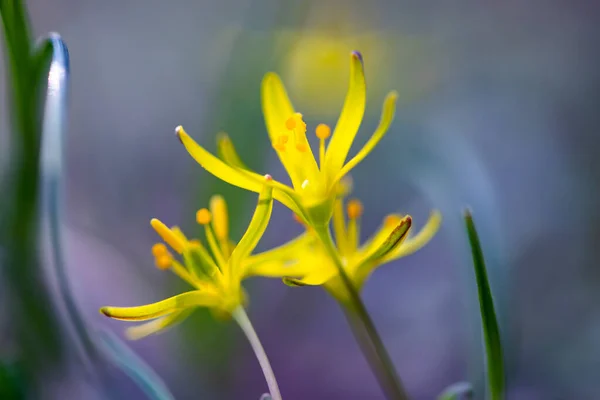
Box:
0 0 64 370
97 329 175 400
437 382 473 400
39 33 100 369
464 210 505 400
39 34 174 400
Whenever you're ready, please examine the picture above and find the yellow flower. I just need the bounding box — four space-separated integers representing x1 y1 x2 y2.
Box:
248 195 442 301
175 51 398 227
100 178 289 340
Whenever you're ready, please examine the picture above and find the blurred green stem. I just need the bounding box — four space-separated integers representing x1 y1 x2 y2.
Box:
232 307 282 400
313 224 409 400
0 0 63 373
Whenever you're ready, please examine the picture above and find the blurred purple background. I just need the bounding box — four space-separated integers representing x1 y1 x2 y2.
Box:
2 0 600 399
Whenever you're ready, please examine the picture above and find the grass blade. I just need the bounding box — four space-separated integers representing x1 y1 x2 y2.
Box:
464 210 505 400
97 330 175 400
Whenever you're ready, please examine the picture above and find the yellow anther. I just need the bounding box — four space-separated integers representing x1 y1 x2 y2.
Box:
196 208 212 225
384 214 402 228
155 253 172 270
189 239 202 247
286 117 296 130
347 199 364 219
273 143 286 152
209 195 229 240
316 123 331 139
295 143 308 152
293 214 304 225
151 243 168 257
150 218 185 253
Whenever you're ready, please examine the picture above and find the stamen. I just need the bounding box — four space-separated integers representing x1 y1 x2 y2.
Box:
293 214 304 225
347 199 364 219
287 113 309 153
273 135 288 152
315 124 331 140
273 143 286 152
209 195 229 241
151 243 168 257
285 117 296 130
151 219 185 253
154 253 172 270
346 199 363 252
196 208 212 225
295 143 308 152
264 174 273 181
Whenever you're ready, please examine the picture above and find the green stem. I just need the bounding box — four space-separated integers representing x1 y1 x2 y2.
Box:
313 224 409 400
232 307 282 400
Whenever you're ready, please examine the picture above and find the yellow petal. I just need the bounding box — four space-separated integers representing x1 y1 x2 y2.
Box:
283 263 337 286
180 126 305 217
216 132 300 199
178 126 262 193
332 198 349 256
243 233 315 276
125 309 194 340
216 132 248 170
383 210 442 262
209 194 231 256
324 52 366 181
358 213 403 256
261 73 304 188
360 216 412 264
99 291 219 321
332 91 398 186
353 216 412 288
228 182 273 281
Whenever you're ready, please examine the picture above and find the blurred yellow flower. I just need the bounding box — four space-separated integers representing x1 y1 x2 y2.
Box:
248 195 442 302
100 178 287 340
176 52 398 228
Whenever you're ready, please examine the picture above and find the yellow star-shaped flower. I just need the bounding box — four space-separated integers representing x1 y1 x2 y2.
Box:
100 177 291 339
175 51 398 228
247 195 441 302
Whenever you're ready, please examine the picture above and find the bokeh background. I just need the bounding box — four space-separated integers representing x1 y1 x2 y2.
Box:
1 0 600 399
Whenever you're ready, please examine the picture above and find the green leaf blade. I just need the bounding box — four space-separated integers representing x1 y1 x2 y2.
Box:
464 210 505 400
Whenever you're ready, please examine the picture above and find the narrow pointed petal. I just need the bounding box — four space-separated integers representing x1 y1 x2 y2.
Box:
283 264 337 286
229 182 274 280
384 210 441 262
362 216 412 264
216 132 249 170
125 309 194 340
216 132 300 199
180 126 304 216
324 51 366 180
242 233 315 277
332 198 350 255
354 216 412 288
332 91 398 186
261 73 304 188
357 214 405 260
100 291 219 321
177 126 262 193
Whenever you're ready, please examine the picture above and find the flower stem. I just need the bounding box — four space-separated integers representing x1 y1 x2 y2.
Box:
314 224 409 400
232 307 282 400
